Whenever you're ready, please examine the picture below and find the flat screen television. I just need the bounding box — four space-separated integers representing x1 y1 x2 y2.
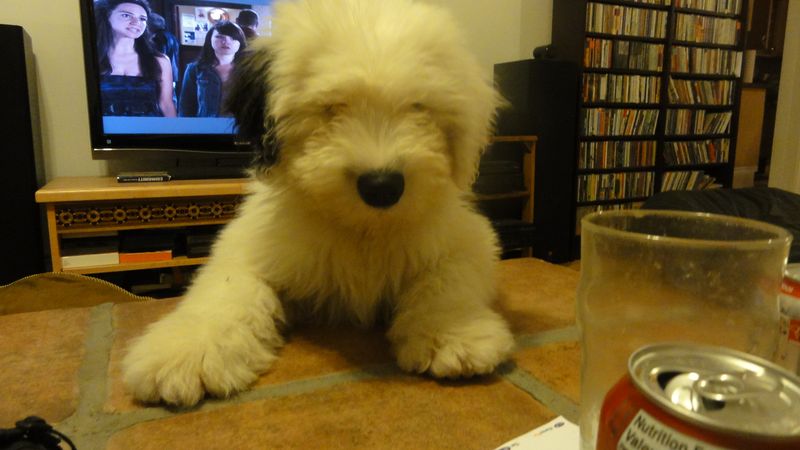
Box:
79 0 272 176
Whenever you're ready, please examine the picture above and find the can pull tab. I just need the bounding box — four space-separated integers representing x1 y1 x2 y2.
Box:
694 370 782 403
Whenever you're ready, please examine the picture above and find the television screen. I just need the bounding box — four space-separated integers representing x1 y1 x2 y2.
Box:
80 0 272 159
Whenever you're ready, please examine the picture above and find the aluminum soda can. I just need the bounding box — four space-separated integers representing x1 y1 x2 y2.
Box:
777 264 800 376
596 343 800 450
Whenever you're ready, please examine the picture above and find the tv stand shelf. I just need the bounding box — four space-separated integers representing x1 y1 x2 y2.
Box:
61 255 211 276
35 177 248 274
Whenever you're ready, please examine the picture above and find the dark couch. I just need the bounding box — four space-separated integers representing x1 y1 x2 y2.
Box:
642 187 800 262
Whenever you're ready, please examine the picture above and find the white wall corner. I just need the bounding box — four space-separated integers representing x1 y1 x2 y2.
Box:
519 0 553 61
768 0 800 193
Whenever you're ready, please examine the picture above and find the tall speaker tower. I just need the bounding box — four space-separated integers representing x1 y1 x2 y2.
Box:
0 24 46 283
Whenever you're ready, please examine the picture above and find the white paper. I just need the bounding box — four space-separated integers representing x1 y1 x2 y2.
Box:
494 416 579 450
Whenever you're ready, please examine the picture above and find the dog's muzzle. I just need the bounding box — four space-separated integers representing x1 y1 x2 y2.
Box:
357 170 405 209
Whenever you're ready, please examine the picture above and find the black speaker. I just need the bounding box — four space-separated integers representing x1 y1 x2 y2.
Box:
0 24 46 283
494 59 580 262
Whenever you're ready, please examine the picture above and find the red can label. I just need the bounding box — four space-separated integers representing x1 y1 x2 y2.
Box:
597 375 734 450
790 320 800 345
783 275 800 297
618 410 729 450
597 373 799 450
778 272 800 373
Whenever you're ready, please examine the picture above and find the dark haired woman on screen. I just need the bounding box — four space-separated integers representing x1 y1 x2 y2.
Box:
94 0 176 117
235 9 260 41
179 21 247 117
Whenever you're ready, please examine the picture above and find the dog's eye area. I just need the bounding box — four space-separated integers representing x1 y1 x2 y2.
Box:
322 103 347 116
411 102 426 111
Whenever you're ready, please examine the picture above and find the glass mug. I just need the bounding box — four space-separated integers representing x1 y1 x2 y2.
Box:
577 210 792 450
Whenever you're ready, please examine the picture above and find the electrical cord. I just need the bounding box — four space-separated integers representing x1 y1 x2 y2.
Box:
0 416 76 450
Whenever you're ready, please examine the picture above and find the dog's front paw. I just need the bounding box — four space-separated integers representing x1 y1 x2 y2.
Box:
390 312 514 378
122 318 278 407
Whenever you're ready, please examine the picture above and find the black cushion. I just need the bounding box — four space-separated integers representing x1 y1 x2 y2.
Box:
642 187 800 262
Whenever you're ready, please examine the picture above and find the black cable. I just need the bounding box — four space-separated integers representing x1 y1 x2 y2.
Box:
0 416 76 450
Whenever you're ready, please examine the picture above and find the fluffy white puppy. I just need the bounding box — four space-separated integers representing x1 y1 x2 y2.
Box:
123 0 514 407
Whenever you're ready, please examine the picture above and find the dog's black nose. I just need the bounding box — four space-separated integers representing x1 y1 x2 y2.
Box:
357 170 405 208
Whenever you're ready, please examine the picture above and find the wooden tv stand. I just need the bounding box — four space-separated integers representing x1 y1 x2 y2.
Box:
35 139 536 275
35 177 248 274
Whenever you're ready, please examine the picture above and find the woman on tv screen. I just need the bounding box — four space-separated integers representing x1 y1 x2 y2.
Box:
178 20 247 117
94 0 177 117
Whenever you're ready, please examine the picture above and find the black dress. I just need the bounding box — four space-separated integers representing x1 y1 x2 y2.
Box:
100 75 161 116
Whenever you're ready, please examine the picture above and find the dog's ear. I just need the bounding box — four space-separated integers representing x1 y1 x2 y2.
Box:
224 48 279 170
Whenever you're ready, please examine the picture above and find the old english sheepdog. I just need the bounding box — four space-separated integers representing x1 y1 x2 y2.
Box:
123 0 515 407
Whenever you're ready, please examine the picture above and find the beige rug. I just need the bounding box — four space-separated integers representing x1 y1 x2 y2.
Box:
0 273 152 315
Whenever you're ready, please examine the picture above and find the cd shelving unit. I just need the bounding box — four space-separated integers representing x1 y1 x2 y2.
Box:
552 0 748 256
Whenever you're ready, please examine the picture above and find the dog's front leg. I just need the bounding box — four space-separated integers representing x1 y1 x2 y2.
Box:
387 265 514 378
122 263 285 407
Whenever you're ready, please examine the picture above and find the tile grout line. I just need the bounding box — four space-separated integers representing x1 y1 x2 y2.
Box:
501 364 580 424
503 325 580 424
88 366 409 448
59 311 580 449
78 366 400 446
66 359 405 447
143 363 412 419
514 326 579 349
58 303 120 450
56 303 196 449
227 363 406 406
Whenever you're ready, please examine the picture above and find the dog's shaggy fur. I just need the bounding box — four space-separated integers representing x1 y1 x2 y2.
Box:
123 0 514 407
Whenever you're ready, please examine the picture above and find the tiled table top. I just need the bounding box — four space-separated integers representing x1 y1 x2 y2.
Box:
0 258 580 450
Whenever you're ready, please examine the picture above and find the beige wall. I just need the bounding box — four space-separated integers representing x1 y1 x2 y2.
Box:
4 1 792 189
427 0 553 72
1 0 104 179
735 87 766 168
519 0 553 62
768 0 800 194
0 0 551 180
426 0 531 76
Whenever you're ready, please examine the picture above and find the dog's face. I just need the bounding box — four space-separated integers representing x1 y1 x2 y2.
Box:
227 0 499 228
